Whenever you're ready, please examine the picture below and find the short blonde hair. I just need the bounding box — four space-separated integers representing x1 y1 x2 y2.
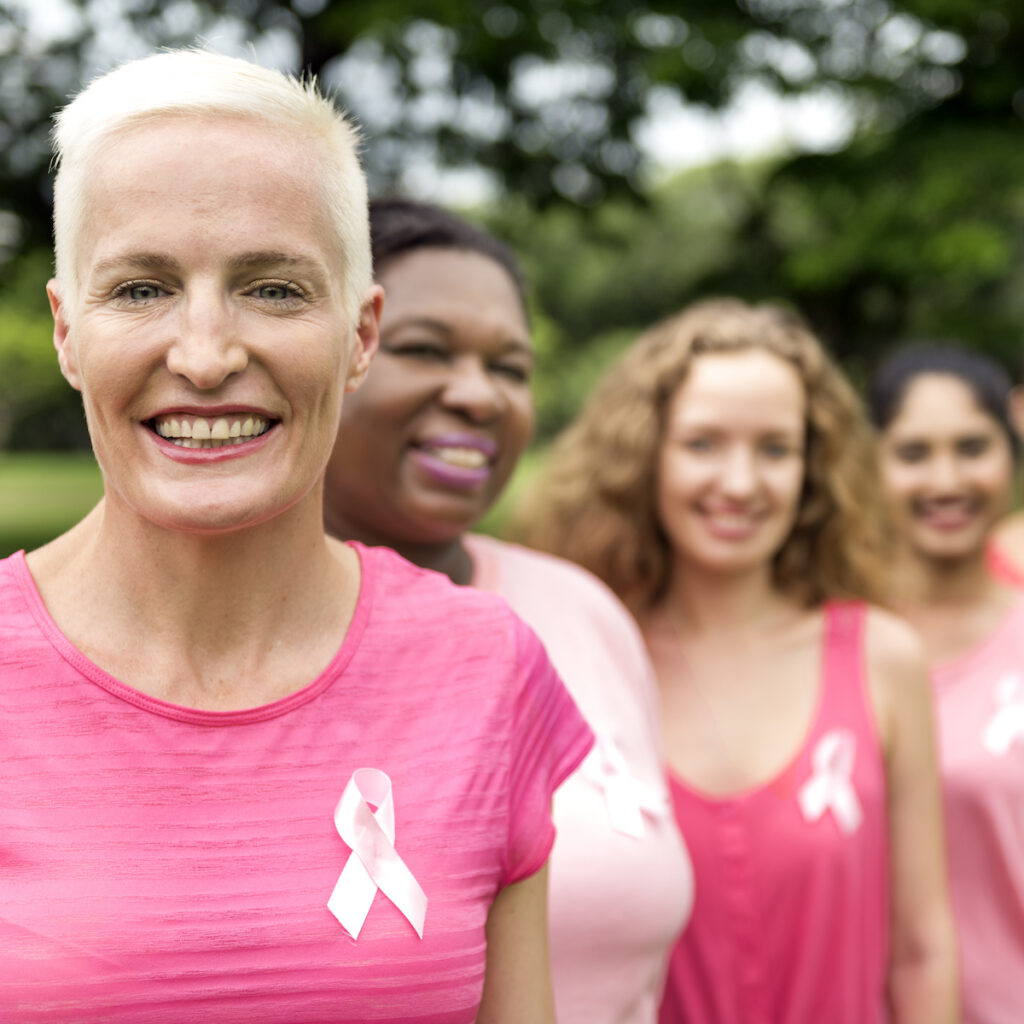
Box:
51 49 371 320
518 298 889 610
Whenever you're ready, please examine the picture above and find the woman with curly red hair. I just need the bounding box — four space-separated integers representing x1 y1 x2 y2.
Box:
521 298 958 1023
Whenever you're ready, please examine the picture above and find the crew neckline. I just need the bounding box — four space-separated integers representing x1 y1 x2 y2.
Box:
10 542 374 726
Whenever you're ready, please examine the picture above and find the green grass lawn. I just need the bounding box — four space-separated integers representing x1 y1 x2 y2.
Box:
0 446 545 557
0 452 103 556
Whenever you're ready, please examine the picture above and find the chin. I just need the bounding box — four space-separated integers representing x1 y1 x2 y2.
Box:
916 539 985 565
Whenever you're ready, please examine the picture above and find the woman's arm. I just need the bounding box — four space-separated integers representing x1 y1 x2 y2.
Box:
476 864 555 1024
867 609 959 1024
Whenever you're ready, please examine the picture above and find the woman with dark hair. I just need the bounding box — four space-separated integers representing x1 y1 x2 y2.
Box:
522 299 958 1023
871 342 1024 1023
323 198 693 1024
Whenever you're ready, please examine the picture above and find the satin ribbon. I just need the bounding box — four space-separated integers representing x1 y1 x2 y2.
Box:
581 735 669 838
327 768 427 940
984 673 1024 757
798 730 863 835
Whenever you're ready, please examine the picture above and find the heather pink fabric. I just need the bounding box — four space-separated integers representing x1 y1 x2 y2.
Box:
932 595 1024 1024
0 542 593 1023
659 603 889 1024
466 535 693 1024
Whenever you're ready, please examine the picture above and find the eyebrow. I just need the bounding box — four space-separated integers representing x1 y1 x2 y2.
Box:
383 316 534 357
90 250 326 278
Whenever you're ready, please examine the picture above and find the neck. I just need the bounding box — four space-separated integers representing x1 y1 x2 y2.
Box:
660 556 796 638
323 510 473 585
30 489 354 700
896 545 1002 607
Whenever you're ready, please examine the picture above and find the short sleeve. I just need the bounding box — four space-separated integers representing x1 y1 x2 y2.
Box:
503 615 594 886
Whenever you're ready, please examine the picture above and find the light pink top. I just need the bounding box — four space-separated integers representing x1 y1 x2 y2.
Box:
0 543 593 1023
659 603 889 1024
932 594 1024 1024
466 535 693 1024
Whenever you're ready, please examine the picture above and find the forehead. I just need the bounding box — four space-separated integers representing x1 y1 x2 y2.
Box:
76 116 338 275
668 349 806 431
890 373 997 435
378 247 529 337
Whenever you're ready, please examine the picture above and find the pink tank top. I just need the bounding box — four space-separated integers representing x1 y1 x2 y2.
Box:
659 603 889 1024
986 543 1024 589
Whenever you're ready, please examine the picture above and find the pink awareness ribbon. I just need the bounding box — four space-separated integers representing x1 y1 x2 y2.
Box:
581 734 669 838
327 768 427 940
797 730 863 835
983 673 1024 756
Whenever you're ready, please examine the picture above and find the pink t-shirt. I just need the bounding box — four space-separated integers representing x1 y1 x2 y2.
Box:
466 535 693 1024
660 603 889 1024
932 595 1024 1024
0 543 593 1023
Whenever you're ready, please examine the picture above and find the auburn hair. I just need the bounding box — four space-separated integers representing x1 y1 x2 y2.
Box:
516 298 889 611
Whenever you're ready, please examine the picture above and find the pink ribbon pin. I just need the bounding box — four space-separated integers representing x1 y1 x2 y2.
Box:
581 735 669 838
328 768 427 940
798 730 863 835
984 674 1024 757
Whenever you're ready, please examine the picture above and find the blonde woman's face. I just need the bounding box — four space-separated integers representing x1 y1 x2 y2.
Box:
657 349 807 578
880 373 1014 564
46 117 376 536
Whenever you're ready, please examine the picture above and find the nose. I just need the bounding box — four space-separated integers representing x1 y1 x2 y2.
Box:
720 444 757 497
929 452 964 493
165 286 248 389
440 356 502 423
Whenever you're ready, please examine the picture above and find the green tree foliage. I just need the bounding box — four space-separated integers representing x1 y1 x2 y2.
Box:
0 250 72 448
719 2 1024 371
0 0 1022 448
0 0 994 251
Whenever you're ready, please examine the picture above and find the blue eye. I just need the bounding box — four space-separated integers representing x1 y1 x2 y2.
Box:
254 284 293 301
113 281 164 303
247 280 305 303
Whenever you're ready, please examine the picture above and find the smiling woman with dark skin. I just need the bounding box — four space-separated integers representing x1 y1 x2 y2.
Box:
324 198 693 1024
871 343 1024 1024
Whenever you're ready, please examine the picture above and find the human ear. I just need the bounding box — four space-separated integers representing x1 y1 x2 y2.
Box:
344 284 383 393
46 279 83 392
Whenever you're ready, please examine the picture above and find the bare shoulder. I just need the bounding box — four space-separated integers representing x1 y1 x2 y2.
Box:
862 605 931 749
864 605 929 679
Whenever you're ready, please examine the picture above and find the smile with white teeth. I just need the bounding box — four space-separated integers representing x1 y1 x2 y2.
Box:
421 445 490 469
151 414 271 449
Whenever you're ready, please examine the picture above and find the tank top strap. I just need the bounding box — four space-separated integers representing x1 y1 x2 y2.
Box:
815 600 873 739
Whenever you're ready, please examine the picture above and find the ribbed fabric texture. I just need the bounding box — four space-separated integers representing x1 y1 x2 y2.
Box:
0 543 593 1023
466 535 693 1024
659 602 889 1024
932 594 1024 1024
